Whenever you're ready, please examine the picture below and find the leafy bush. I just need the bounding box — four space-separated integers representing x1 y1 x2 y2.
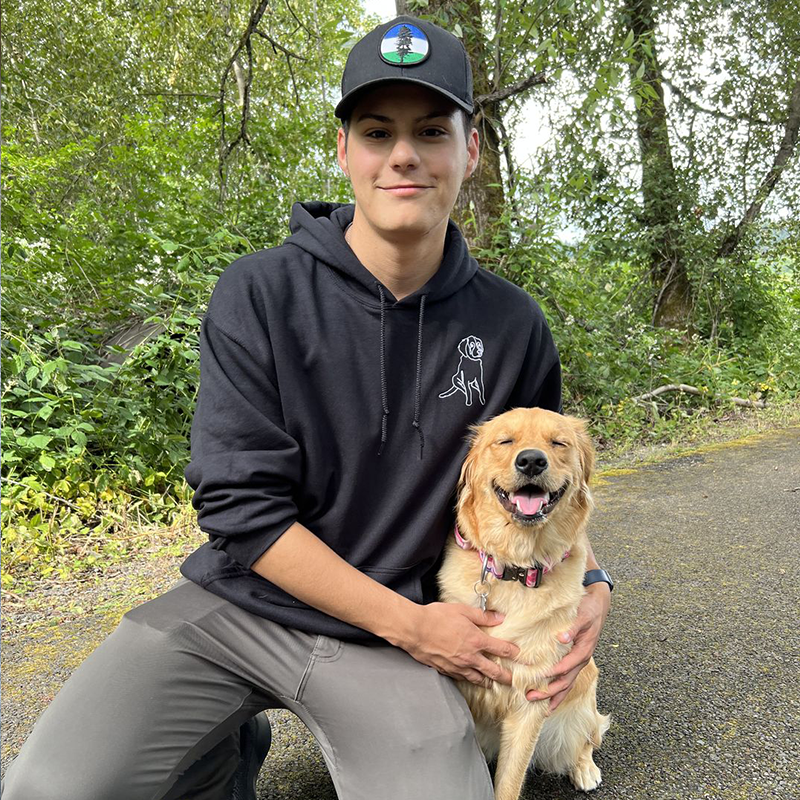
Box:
1 220 251 589
471 204 800 454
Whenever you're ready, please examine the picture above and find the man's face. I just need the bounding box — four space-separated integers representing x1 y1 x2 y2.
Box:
336 82 479 239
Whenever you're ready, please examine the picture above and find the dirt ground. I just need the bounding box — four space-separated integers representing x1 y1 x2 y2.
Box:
3 425 799 799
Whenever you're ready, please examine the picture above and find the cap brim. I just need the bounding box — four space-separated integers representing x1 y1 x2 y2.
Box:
334 77 474 120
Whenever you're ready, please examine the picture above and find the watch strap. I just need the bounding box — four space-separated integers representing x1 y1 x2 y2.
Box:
583 568 614 592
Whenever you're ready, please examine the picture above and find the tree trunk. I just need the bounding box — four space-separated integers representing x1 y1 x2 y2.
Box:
624 0 693 330
397 0 507 251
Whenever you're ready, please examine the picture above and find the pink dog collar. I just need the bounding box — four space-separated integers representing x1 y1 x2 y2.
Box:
454 524 570 589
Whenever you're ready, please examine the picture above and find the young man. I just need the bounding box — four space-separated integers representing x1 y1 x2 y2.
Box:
1 15 612 800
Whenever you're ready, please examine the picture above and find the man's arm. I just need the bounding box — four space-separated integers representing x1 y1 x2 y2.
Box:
185 275 303 570
251 521 523 686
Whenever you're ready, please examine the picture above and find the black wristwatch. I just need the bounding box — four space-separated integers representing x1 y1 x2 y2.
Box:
583 568 614 592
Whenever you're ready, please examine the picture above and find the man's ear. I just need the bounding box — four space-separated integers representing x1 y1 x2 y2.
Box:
336 127 349 177
464 128 479 180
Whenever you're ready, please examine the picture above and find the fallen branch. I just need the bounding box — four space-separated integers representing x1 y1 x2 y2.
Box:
2 476 131 526
3 476 84 513
630 383 766 409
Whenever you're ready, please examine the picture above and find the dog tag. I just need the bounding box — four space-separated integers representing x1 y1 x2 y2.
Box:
473 580 489 612
475 552 492 612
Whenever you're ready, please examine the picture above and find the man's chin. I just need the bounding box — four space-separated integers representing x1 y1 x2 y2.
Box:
370 207 448 238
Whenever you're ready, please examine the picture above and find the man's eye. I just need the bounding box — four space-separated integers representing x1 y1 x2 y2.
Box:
366 130 390 139
422 128 446 137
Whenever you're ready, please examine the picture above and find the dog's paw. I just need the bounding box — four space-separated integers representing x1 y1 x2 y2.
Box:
569 758 602 792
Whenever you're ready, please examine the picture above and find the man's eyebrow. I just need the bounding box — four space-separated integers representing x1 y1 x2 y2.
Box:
354 111 454 124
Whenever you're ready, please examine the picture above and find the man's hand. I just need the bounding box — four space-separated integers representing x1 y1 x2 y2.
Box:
525 582 611 712
394 602 521 687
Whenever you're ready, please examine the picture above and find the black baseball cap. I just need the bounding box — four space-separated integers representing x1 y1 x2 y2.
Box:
334 15 474 121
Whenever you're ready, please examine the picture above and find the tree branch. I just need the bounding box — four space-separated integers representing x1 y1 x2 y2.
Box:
283 0 314 37
218 0 271 204
717 78 800 258
662 77 774 126
137 91 218 100
253 28 306 60
475 70 547 108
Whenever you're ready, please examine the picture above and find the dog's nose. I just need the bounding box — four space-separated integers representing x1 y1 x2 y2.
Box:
515 449 548 476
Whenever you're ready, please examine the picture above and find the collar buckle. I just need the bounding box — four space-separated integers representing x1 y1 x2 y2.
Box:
502 564 542 588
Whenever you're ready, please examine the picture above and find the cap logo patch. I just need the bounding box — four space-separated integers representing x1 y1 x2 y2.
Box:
379 23 430 66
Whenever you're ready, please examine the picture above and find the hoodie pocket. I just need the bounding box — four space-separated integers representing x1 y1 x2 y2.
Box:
358 564 424 604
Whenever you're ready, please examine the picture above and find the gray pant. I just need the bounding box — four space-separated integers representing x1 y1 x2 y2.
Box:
1 577 493 800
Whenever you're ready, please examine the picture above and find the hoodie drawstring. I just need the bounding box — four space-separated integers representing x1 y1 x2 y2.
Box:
376 282 391 456
375 282 427 460
412 293 426 460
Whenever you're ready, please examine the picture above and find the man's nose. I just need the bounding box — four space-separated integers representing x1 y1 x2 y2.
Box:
389 136 421 169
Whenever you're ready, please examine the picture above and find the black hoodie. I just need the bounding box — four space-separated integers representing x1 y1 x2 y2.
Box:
180 201 561 643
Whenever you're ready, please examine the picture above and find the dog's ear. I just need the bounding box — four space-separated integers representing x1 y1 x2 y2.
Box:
456 427 481 498
569 417 595 508
455 426 482 534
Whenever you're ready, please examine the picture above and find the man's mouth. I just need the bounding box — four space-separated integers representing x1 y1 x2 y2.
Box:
379 186 431 196
493 481 569 523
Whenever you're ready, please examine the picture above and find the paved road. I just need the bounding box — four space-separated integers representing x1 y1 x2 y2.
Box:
3 427 799 799
541 425 800 800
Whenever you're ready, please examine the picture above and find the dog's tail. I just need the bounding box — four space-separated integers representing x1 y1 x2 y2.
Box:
438 386 459 398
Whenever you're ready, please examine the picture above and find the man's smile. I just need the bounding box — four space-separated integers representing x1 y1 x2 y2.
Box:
379 185 432 196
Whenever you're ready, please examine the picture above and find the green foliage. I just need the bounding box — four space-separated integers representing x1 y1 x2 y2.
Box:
0 231 248 588
2 0 799 591
472 199 800 453
1 0 369 588
1 106 277 589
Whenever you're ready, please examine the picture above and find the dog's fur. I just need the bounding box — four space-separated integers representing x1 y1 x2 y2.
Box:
437 407 611 800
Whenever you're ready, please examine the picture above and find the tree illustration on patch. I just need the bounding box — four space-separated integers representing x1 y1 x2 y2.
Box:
396 26 413 63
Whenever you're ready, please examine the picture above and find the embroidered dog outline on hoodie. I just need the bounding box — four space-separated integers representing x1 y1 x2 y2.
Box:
438 335 486 407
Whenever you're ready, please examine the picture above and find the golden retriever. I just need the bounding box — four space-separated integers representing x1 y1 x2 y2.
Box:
437 407 611 800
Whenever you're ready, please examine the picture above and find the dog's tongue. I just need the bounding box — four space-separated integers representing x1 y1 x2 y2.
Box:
510 486 549 515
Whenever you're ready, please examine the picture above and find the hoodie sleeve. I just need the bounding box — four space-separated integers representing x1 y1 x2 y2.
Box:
506 298 563 414
184 271 302 569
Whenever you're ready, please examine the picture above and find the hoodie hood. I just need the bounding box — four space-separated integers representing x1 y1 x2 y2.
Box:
283 201 480 459
283 201 479 308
